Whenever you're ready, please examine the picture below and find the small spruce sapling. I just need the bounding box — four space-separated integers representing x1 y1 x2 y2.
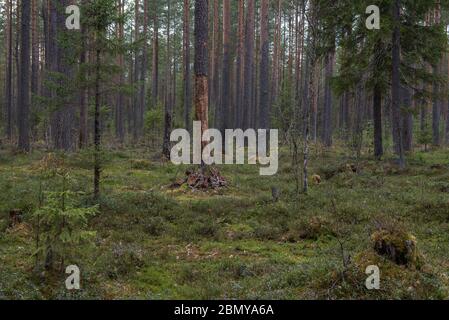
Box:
32 167 98 271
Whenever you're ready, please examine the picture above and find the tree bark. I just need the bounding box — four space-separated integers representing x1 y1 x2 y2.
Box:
432 64 440 146
221 0 231 132
18 0 31 151
322 48 334 147
94 47 101 200
31 0 39 101
151 0 159 108
78 0 88 148
242 0 255 130
259 0 270 130
162 0 172 158
391 0 405 168
4 0 13 140
235 0 244 128
115 0 125 143
194 0 209 153
373 84 383 159
139 0 148 135
183 0 191 131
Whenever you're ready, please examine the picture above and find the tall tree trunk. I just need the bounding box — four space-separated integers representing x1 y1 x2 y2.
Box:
432 2 441 146
18 0 31 151
94 47 101 200
211 0 220 116
220 0 231 132
373 39 384 159
4 0 13 140
151 0 159 108
373 84 383 159
31 0 39 103
50 0 75 151
139 0 148 135
133 0 140 141
271 0 281 111
183 0 191 131
392 0 405 168
303 0 318 194
242 0 255 130
432 64 441 146
402 85 413 151
259 0 270 130
322 47 334 147
79 14 88 148
235 0 244 128
194 0 209 155
115 0 125 143
162 0 172 158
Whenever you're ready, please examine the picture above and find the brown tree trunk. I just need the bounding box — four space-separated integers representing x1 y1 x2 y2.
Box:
392 0 405 168
115 0 125 143
132 0 140 141
18 0 31 151
139 0 148 135
162 0 172 159
194 0 209 153
31 0 39 103
151 0 159 108
183 0 191 131
322 47 335 147
271 0 281 111
220 0 231 132
259 0 270 130
235 0 244 128
242 0 255 130
94 47 101 200
4 0 13 140
79 0 88 148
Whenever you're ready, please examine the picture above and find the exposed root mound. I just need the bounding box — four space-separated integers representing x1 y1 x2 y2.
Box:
170 167 227 190
371 219 421 267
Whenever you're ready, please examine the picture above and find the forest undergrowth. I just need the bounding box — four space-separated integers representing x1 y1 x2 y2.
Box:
0 142 449 299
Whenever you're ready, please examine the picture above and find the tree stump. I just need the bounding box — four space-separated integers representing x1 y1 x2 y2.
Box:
9 209 23 227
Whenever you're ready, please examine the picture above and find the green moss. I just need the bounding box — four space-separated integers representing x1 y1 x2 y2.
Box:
1 146 449 299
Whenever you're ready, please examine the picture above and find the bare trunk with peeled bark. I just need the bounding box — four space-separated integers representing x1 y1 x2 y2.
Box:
194 0 209 154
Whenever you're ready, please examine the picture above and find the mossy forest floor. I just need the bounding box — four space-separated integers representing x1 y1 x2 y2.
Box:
1 143 449 299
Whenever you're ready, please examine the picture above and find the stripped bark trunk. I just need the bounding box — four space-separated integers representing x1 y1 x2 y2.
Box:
194 0 209 156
